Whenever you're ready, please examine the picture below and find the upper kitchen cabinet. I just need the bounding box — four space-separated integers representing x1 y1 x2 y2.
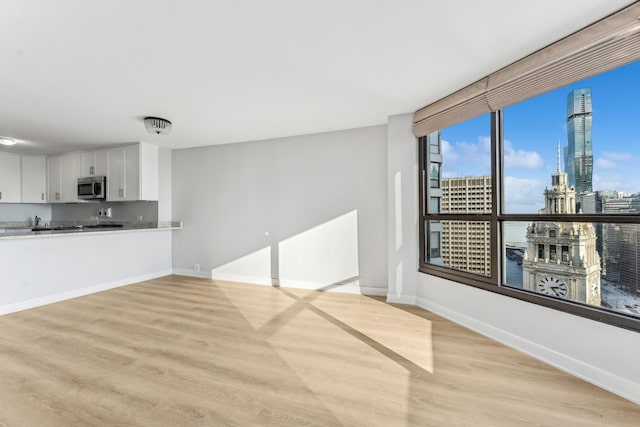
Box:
47 153 82 202
0 152 21 203
81 149 108 177
46 156 61 202
107 142 158 201
21 155 47 203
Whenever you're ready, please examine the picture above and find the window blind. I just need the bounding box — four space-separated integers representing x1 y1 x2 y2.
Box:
412 2 640 137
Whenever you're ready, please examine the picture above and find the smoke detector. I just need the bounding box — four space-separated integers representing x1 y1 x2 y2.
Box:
144 117 172 135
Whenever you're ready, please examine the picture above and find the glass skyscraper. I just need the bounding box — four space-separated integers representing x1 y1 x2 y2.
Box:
564 88 593 195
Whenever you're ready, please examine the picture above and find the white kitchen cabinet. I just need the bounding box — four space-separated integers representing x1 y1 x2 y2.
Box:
46 156 61 202
21 155 47 203
61 153 82 202
107 146 125 200
0 152 21 203
81 149 108 177
107 142 158 201
47 153 82 202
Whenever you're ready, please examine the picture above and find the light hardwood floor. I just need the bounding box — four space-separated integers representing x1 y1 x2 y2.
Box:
0 275 638 426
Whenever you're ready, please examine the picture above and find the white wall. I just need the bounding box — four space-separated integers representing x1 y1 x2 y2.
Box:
386 113 640 404
0 230 173 314
172 126 388 294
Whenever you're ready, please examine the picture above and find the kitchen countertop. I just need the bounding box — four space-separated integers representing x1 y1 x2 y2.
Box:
0 221 182 240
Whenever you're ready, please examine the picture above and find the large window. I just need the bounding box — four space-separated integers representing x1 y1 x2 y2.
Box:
419 59 640 331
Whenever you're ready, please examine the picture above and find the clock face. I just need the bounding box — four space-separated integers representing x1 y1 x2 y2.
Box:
537 276 568 298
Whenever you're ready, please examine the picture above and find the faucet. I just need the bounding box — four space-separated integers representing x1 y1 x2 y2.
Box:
35 216 41 227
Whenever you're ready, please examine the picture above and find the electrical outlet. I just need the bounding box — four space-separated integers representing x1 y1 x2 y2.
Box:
193 264 200 271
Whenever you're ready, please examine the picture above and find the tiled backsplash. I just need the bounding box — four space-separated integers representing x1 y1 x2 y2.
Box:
0 204 52 225
0 201 158 228
51 201 158 223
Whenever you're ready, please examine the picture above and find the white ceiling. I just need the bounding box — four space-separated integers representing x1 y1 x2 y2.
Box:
0 0 635 155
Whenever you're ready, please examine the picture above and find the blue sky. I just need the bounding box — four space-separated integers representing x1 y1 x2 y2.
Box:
441 60 640 214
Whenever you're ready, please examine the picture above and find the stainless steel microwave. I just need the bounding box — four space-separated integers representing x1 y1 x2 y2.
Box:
77 176 106 200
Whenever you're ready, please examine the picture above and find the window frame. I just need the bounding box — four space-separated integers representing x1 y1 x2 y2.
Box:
418 110 640 333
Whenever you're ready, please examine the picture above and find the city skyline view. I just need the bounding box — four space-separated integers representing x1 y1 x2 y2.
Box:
439 60 640 214
428 60 640 318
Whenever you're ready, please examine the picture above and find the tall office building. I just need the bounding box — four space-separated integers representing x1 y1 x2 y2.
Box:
565 88 593 196
580 190 621 276
602 195 640 296
423 131 444 266
441 175 492 276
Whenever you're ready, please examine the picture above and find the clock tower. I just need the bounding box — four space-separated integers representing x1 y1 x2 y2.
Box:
522 143 601 305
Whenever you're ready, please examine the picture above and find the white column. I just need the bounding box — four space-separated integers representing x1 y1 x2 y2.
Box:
387 113 418 304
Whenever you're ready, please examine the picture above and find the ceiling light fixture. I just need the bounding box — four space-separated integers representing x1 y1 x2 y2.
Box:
0 136 17 146
144 117 172 135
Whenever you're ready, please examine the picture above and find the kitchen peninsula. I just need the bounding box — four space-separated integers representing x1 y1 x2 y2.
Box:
0 222 179 315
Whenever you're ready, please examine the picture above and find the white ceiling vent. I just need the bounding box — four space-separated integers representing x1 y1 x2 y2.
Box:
144 117 172 135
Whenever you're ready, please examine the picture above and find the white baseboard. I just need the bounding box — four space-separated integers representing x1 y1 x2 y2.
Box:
416 296 640 405
0 270 173 316
208 272 387 296
210 272 271 285
173 268 213 279
386 294 417 305
359 286 388 297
